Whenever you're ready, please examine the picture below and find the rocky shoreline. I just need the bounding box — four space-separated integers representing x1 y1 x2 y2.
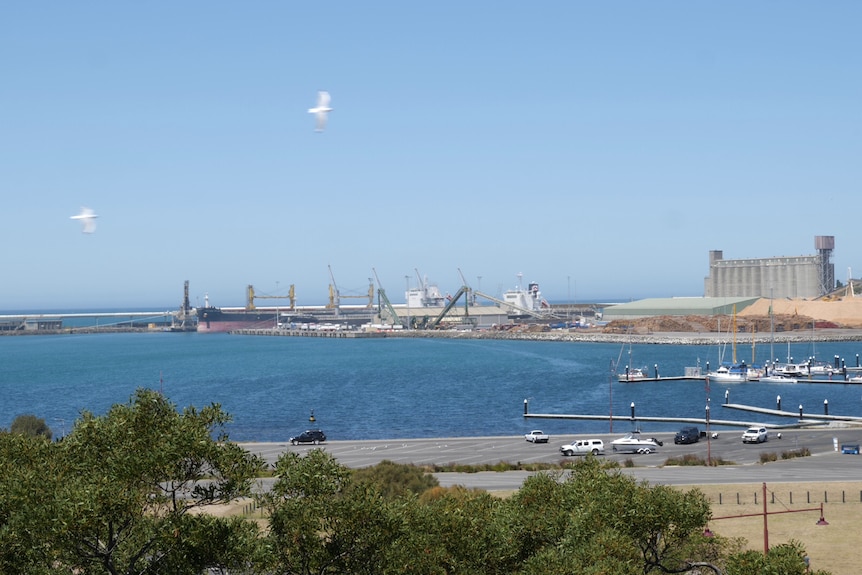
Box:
394 328 862 346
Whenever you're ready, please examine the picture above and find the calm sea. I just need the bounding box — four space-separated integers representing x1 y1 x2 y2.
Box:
3 332 862 442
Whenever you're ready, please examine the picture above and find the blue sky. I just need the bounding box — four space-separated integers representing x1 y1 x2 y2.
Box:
2 2 859 310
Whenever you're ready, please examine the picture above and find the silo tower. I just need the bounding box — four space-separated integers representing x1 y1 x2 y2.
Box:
815 235 835 296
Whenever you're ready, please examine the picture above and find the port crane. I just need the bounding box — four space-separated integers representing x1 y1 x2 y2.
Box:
427 285 474 329
327 265 374 310
246 284 295 311
372 268 405 328
472 289 560 319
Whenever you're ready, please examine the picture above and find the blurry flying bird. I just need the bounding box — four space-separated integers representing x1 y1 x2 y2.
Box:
308 91 332 132
70 207 98 233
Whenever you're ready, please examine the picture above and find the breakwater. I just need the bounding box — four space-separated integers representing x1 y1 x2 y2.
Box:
232 327 862 346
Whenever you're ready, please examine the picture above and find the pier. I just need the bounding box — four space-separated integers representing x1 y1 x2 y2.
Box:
230 328 391 338
523 400 862 430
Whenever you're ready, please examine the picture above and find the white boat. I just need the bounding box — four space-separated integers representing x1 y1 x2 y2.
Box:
771 362 807 378
611 431 662 454
798 358 838 377
618 367 649 382
706 365 747 383
758 374 799 383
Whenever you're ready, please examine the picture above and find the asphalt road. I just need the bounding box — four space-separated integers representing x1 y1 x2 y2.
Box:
242 428 862 491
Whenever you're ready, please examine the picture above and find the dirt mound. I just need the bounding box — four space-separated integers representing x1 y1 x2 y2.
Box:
602 297 862 333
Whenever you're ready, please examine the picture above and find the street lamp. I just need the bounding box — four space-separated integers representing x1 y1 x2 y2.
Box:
405 275 411 330
705 403 711 465
704 482 828 555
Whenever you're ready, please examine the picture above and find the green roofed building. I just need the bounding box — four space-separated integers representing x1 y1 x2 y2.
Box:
601 297 759 321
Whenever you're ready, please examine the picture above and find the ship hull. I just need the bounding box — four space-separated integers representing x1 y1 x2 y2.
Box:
196 308 278 333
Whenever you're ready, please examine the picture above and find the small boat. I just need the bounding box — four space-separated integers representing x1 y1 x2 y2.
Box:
798 358 839 377
771 362 807 378
758 374 799 384
611 431 662 454
706 365 747 383
618 367 649 382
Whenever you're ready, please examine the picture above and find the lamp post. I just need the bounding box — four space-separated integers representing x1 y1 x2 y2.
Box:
705 403 711 465
704 482 828 555
405 275 411 330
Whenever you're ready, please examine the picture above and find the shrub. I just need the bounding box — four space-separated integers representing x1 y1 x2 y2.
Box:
352 460 439 498
780 447 811 460
9 414 52 440
759 452 778 463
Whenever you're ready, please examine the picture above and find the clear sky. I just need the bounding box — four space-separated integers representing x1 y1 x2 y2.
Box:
2 2 860 311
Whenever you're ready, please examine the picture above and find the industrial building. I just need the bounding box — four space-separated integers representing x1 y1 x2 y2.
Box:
704 236 835 299
601 297 759 321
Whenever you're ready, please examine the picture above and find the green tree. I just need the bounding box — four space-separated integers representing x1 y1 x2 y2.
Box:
726 540 830 575
10 413 52 439
389 485 510 575
260 449 403 575
0 430 62 574
503 457 714 575
0 389 266 575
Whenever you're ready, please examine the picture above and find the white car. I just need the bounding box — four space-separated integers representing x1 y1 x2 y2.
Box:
742 427 768 444
524 430 550 443
560 439 604 456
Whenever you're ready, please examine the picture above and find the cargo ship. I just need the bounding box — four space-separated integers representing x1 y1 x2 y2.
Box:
195 306 279 333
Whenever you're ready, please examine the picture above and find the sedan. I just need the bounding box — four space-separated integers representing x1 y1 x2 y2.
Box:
741 427 768 444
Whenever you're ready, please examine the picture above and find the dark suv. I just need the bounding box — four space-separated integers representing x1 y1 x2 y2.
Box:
674 426 700 445
290 429 327 445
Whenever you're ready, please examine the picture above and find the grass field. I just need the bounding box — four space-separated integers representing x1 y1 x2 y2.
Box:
683 482 862 575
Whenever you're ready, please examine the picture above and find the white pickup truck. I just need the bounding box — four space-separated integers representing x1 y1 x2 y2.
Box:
524 430 550 443
559 439 605 456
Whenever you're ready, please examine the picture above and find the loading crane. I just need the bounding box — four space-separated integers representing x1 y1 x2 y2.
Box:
246 284 295 311
473 289 557 319
327 265 374 310
372 268 405 327
457 268 477 306
427 285 473 329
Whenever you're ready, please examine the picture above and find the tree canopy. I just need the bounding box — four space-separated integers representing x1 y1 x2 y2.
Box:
0 392 830 574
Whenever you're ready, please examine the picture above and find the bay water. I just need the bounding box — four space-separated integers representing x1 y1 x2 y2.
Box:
3 332 862 442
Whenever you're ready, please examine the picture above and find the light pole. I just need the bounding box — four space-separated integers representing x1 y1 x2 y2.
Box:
705 403 711 465
54 418 65 438
704 482 828 555
405 275 411 330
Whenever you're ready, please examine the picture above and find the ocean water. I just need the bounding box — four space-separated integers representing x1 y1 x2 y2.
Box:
3 332 862 442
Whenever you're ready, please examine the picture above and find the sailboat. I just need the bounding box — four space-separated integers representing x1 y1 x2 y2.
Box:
616 330 649 382
758 296 798 382
706 309 747 383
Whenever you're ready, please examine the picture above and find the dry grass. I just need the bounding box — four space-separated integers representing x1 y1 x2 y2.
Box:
680 482 862 575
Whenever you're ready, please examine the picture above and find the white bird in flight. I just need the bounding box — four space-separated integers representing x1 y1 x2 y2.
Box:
70 207 98 233
308 91 332 132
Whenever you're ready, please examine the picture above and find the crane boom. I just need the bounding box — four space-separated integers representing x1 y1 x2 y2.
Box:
473 290 552 319
428 285 471 328
372 269 404 327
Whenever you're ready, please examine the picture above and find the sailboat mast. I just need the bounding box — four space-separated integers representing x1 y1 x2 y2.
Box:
732 305 737 365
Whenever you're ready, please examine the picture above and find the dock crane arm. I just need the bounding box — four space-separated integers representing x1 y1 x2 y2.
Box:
473 290 554 319
428 285 470 328
372 268 405 327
